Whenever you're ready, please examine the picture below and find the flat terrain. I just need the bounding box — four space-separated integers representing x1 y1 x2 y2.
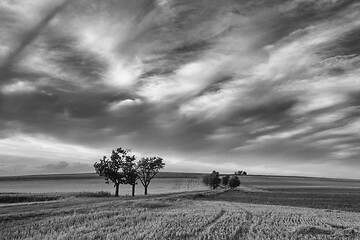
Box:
0 172 208 194
0 172 206 181
1 193 360 240
1 174 360 239
201 175 360 213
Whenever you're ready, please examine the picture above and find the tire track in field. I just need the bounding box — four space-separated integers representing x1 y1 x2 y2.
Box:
192 202 228 239
203 208 227 233
230 209 253 240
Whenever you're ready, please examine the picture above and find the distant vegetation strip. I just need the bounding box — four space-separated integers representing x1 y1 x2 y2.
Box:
0 191 111 203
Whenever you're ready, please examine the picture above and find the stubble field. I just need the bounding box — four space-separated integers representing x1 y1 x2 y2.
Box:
1 174 360 239
1 196 360 240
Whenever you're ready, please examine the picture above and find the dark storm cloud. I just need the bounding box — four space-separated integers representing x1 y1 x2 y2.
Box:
1 0 360 178
0 1 72 82
321 27 360 58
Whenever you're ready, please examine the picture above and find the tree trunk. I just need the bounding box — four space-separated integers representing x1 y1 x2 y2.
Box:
144 185 148 195
115 183 120 197
132 184 135 197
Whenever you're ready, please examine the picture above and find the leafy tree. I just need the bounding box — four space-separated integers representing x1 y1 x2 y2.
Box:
203 171 221 189
221 175 230 186
228 176 241 189
94 155 126 197
111 148 138 197
137 157 165 195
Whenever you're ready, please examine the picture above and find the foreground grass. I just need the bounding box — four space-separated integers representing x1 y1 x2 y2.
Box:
1 194 359 240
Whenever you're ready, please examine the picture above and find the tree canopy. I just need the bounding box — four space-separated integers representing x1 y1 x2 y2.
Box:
137 157 165 195
94 155 126 197
203 171 221 190
94 148 165 196
221 175 230 186
110 148 138 196
228 175 241 189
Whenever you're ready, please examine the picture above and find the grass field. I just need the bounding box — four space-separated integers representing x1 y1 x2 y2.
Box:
1 173 360 239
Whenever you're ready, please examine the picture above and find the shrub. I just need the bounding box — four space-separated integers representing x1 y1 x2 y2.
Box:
0 191 112 204
203 171 221 189
228 176 240 189
70 191 112 198
221 175 230 186
0 193 59 203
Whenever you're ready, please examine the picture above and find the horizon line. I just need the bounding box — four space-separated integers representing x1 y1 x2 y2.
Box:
1 171 359 181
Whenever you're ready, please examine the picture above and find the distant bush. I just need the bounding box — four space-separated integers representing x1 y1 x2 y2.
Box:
0 191 112 203
203 171 221 190
228 176 241 189
69 191 112 198
0 193 59 203
221 175 230 186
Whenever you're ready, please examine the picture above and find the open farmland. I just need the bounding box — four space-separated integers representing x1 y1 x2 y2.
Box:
2 173 360 211
0 172 207 194
1 196 360 240
208 175 360 212
1 174 360 239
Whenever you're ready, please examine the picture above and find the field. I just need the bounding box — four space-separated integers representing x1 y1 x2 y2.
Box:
1 174 360 239
1 196 360 239
0 172 207 195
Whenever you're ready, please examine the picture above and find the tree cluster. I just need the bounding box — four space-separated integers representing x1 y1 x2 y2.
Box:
221 175 241 188
94 147 165 197
203 172 241 190
234 171 247 175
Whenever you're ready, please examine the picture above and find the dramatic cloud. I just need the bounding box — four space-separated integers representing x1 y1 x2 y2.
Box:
0 0 360 178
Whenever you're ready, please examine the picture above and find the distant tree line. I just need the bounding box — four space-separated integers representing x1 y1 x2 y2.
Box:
203 171 241 189
94 147 165 197
235 171 247 175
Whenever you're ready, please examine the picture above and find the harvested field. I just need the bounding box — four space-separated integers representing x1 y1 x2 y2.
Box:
1 195 360 240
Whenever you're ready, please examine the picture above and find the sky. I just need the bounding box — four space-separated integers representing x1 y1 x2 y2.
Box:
0 0 360 178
